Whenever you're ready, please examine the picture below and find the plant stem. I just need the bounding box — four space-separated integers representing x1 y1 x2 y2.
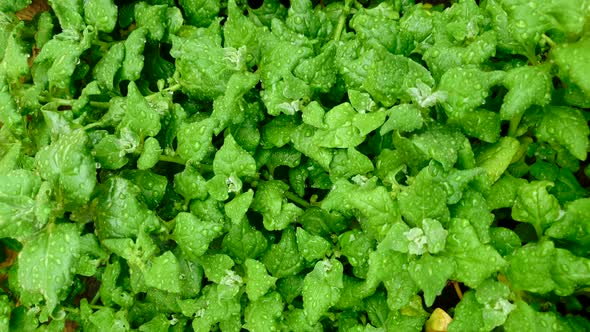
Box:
452 281 463 300
333 0 354 41
89 101 111 109
507 112 523 137
284 191 311 208
542 34 557 48
83 121 105 130
158 154 187 165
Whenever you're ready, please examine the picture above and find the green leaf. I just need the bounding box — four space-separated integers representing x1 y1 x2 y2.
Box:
296 227 331 262
443 219 506 288
173 212 223 259
0 22 30 85
173 164 208 201
262 227 304 278
447 291 484 332
485 174 528 210
93 177 159 239
339 229 373 277
311 103 387 149
245 259 277 302
176 118 215 163
439 67 505 120
84 0 118 33
411 126 468 171
213 134 257 178
504 240 556 294
144 251 182 293
252 180 304 231
120 28 147 81
294 42 338 93
179 0 220 27
475 137 520 184
0 170 47 239
224 189 254 224
189 284 241 332
409 254 455 307
380 104 423 135
171 23 241 100
138 314 170 332
503 300 578 332
303 258 344 323
363 49 434 107
35 129 96 210
134 2 168 42
244 291 284 332
512 180 561 237
546 198 590 253
225 0 263 67
137 137 162 170
552 35 590 97
198 254 235 284
120 169 168 209
451 190 494 244
118 81 162 138
93 43 125 91
500 65 552 121
222 218 268 264
329 148 374 179
17 223 80 322
398 167 450 227
49 0 86 31
322 178 400 241
536 106 589 161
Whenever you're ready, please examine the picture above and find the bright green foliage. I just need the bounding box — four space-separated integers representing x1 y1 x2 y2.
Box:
117 81 161 138
252 180 304 231
296 227 331 262
444 219 506 287
547 198 590 254
84 0 118 33
398 167 450 227
505 240 590 296
536 106 589 161
512 180 561 237
144 251 182 293
179 0 220 27
0 170 48 239
2 0 590 330
35 129 96 210
303 258 344 323
137 137 162 170
244 259 277 302
17 223 80 321
172 212 223 259
552 36 590 97
363 50 434 107
262 227 304 278
409 254 455 306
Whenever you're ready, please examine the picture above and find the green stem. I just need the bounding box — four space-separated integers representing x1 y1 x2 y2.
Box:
89 101 111 109
90 291 101 305
146 83 182 101
158 154 187 165
83 121 105 130
284 191 311 208
333 0 354 41
542 34 557 48
507 112 523 137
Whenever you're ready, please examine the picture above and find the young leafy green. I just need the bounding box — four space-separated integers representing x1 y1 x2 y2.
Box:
0 0 589 330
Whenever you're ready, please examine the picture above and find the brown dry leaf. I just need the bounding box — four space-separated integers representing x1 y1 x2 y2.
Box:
15 0 50 21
